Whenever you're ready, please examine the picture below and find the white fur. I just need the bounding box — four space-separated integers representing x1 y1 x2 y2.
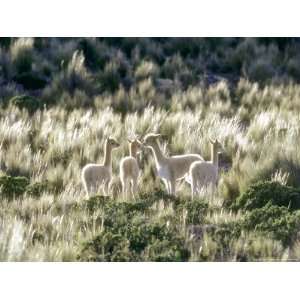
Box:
82 163 111 196
190 161 218 197
120 157 139 198
142 133 203 195
189 139 221 199
81 138 119 197
119 139 142 198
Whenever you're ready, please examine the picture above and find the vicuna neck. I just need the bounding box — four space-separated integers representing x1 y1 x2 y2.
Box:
211 143 218 168
129 144 137 158
150 141 167 166
103 140 112 167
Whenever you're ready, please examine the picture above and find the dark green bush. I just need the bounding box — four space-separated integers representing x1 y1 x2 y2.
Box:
78 219 190 262
246 59 276 83
0 175 29 198
0 37 12 49
232 181 300 211
14 72 47 90
176 199 209 225
77 194 190 262
242 203 300 246
78 38 107 71
99 62 121 93
78 231 131 262
26 180 52 197
83 195 109 212
10 95 43 113
13 49 33 74
209 221 242 261
31 231 45 245
78 215 190 262
145 238 190 262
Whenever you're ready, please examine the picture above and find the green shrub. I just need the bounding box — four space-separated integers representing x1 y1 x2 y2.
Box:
77 194 190 262
13 72 47 90
0 37 12 49
176 199 209 225
10 95 43 113
99 62 121 93
232 181 300 211
145 238 190 262
242 203 300 246
78 231 131 262
135 61 159 81
78 219 190 262
83 195 109 212
0 175 29 198
26 180 52 197
210 221 242 260
234 235 284 262
10 38 34 73
77 38 106 71
246 58 276 83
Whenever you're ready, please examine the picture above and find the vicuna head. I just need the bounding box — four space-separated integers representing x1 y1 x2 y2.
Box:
209 138 223 164
106 137 120 150
141 133 161 148
209 138 222 150
128 138 143 157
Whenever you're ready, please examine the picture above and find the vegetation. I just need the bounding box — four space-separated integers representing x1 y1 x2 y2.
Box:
1 37 300 261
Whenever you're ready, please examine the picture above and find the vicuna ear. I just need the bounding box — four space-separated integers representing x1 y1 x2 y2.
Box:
209 137 215 144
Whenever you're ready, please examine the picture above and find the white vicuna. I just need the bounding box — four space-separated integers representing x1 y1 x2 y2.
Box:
189 138 222 199
119 138 142 198
142 133 203 195
81 137 119 197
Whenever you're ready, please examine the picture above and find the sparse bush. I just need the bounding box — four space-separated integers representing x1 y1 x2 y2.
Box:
13 72 47 90
78 231 131 262
10 38 34 73
78 219 190 262
242 203 300 246
246 58 276 83
232 181 300 212
26 180 52 197
234 235 284 262
177 198 209 225
77 38 107 71
10 95 42 113
0 175 29 198
135 60 159 81
286 57 300 80
99 61 121 93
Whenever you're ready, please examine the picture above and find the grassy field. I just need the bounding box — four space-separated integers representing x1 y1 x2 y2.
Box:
1 38 300 261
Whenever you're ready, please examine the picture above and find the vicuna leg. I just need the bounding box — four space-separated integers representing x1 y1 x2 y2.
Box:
131 178 138 198
191 176 196 200
89 180 98 197
103 180 110 196
121 178 126 198
162 179 170 194
83 180 90 199
169 179 176 196
122 179 131 199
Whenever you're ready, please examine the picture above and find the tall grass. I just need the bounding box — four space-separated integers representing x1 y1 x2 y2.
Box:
1 38 300 261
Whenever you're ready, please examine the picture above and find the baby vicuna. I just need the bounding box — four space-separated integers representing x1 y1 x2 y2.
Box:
119 138 143 198
142 133 203 195
189 138 222 199
81 137 119 197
